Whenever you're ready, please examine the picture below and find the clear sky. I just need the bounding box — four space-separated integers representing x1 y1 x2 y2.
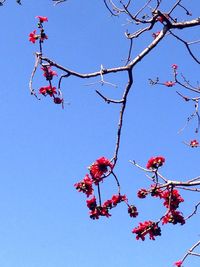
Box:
0 1 199 267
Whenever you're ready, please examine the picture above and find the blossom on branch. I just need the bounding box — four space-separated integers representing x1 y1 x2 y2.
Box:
89 206 111 219
172 64 178 70
86 196 97 210
132 221 161 241
35 16 48 23
190 139 199 147
128 205 138 218
146 156 165 170
164 81 175 87
29 30 39 43
174 260 183 267
74 174 93 197
162 210 185 225
111 194 127 206
39 85 57 97
137 189 148 198
54 97 63 105
41 66 57 80
162 189 184 210
89 157 113 184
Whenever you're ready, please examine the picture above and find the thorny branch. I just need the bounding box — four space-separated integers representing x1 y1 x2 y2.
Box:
30 2 200 265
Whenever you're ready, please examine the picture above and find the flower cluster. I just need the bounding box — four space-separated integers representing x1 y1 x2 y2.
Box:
132 221 161 241
134 183 185 240
29 16 48 44
87 194 128 220
75 157 137 220
146 156 165 170
39 67 63 106
162 189 184 210
161 188 185 225
29 16 63 107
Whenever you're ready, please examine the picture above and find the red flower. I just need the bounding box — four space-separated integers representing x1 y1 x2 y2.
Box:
146 156 165 170
89 206 111 219
150 185 163 198
111 194 127 206
54 97 63 104
152 31 160 39
128 205 138 218
137 189 148 198
74 174 93 197
29 30 38 43
132 221 161 241
164 81 175 87
99 206 111 218
41 66 57 80
89 208 101 220
86 196 97 210
39 85 57 97
36 16 48 23
174 260 183 267
190 139 199 147
162 210 185 225
102 199 113 209
172 64 178 70
89 157 113 184
161 189 184 210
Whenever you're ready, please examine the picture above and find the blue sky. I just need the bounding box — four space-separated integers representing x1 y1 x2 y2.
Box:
0 1 199 267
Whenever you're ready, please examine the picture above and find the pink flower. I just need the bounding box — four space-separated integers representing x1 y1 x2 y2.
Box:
172 64 178 70
164 81 175 87
36 16 48 23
